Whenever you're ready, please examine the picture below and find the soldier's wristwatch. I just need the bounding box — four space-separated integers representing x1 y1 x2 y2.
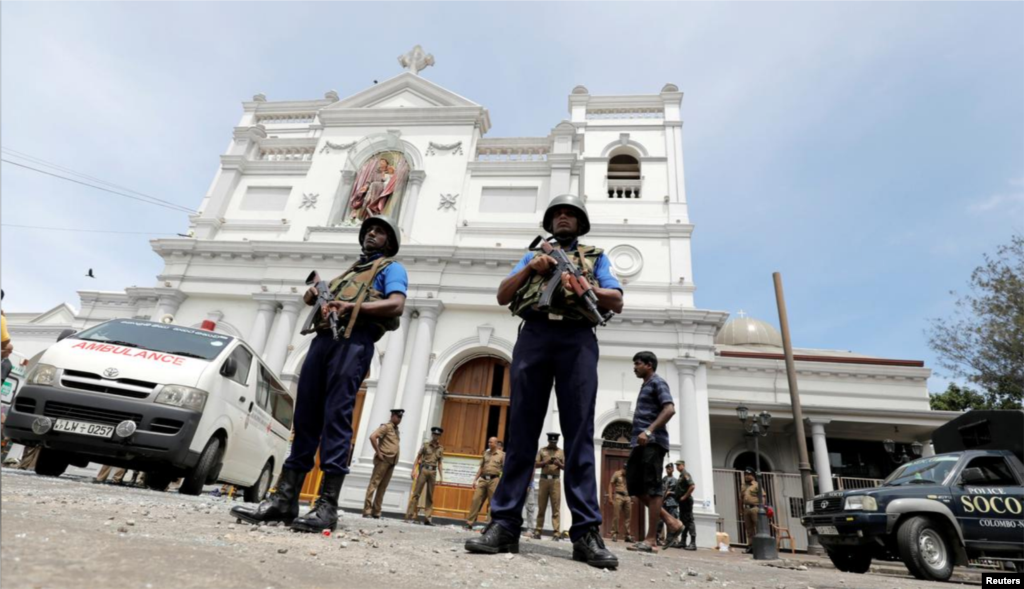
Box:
643 429 653 438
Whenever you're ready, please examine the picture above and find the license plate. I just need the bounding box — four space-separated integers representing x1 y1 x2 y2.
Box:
816 525 839 536
53 419 115 438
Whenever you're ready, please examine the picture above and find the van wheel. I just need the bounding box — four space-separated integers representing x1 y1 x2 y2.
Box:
179 437 222 496
144 472 174 492
826 547 872 574
34 448 70 477
244 461 274 503
897 516 954 581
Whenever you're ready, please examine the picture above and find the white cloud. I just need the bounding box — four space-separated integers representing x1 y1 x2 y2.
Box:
968 190 1024 214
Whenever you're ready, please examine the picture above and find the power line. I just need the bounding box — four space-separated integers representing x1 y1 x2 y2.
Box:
1 147 192 212
2 223 177 236
1 158 195 214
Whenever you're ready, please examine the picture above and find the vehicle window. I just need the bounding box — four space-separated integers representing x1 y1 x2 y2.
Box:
73 319 232 361
271 391 294 429
225 346 253 387
962 456 1020 486
883 455 960 487
255 366 272 410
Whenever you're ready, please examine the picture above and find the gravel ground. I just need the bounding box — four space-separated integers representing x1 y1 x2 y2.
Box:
1 468 964 589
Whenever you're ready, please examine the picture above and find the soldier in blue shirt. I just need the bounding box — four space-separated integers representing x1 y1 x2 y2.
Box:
625 351 684 553
232 215 408 533
465 194 623 569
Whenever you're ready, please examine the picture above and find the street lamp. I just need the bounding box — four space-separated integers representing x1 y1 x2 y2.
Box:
736 406 778 561
883 439 923 464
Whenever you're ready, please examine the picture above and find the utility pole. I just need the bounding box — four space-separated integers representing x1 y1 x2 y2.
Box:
772 272 822 556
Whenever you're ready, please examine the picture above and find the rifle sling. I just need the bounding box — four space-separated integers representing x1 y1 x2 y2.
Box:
343 256 385 339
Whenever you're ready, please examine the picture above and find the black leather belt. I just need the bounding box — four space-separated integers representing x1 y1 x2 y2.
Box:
615 491 628 496
421 465 437 471
541 474 560 480
480 474 499 481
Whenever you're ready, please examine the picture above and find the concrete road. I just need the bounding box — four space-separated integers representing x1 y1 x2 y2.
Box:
1 468 962 589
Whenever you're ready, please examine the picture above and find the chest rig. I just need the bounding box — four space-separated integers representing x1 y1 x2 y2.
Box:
509 245 604 322
316 256 400 341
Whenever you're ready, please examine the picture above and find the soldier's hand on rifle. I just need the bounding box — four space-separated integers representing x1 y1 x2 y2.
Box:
323 300 354 318
560 271 574 293
528 254 557 276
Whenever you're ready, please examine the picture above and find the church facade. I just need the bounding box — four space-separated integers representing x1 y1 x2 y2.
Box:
7 53 956 548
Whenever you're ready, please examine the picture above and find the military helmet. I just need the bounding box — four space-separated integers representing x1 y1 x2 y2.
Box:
543 194 590 236
360 215 401 256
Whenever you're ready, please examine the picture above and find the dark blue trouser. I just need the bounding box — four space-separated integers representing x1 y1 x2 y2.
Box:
489 319 601 542
284 328 375 475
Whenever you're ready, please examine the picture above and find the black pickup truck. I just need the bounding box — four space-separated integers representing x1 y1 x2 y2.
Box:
801 410 1023 582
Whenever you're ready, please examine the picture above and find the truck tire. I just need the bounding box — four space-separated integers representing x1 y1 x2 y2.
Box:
179 437 222 496
144 471 174 492
34 448 70 477
826 547 872 574
243 460 273 503
897 515 955 582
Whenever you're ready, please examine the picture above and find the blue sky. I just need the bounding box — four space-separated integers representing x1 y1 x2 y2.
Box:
2 3 1022 392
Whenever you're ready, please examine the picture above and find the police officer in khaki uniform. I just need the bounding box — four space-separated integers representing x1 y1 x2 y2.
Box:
406 426 444 525
465 437 504 528
740 467 760 552
363 408 404 518
534 432 564 540
607 468 634 543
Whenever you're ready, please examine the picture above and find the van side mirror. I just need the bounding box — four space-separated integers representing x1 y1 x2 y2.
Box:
56 329 77 342
220 357 238 378
959 467 987 486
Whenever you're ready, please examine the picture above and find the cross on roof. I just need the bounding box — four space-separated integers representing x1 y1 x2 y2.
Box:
398 45 435 76
736 310 748 318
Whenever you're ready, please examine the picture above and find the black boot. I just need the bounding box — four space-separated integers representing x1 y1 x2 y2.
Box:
572 526 619 569
290 473 344 533
684 536 697 551
464 522 519 554
230 468 304 526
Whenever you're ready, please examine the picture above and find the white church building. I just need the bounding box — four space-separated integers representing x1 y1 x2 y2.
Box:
7 49 957 549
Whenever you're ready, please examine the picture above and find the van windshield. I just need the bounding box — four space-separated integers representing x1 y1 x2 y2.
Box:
882 455 960 487
73 320 232 362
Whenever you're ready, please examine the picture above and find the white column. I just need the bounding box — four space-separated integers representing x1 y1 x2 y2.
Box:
154 289 187 322
676 359 715 510
358 306 413 462
327 170 357 226
808 418 833 493
248 298 279 357
398 301 444 468
400 170 426 238
263 298 302 375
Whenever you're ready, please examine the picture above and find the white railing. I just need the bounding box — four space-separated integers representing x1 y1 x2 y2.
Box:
256 113 316 125
607 179 642 199
475 147 549 162
586 108 663 120
258 147 315 161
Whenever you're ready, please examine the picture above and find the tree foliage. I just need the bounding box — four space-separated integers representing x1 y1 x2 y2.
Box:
928 383 1011 411
928 234 1023 410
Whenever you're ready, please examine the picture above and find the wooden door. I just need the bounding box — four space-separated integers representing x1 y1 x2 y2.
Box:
431 356 511 521
600 447 645 540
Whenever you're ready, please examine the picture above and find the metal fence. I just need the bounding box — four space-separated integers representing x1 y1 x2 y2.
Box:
713 469 883 552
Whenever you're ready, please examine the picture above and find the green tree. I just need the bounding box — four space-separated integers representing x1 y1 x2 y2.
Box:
927 234 1023 410
929 383 993 411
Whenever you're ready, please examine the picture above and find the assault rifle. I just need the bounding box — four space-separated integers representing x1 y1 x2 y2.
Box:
529 236 613 326
300 270 340 341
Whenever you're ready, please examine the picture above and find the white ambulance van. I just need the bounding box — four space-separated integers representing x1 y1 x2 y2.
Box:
3 319 293 501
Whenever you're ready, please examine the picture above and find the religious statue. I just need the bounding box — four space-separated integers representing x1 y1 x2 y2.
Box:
347 152 410 222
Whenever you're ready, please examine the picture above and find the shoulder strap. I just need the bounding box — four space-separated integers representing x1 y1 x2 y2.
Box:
343 256 387 339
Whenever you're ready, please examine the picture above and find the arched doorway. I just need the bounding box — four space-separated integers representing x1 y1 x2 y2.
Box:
431 356 511 521
732 451 773 473
598 421 644 540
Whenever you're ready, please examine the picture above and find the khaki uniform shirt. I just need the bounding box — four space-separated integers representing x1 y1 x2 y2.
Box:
418 441 444 467
536 447 564 476
373 422 401 464
479 449 505 476
741 481 760 507
611 471 628 494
